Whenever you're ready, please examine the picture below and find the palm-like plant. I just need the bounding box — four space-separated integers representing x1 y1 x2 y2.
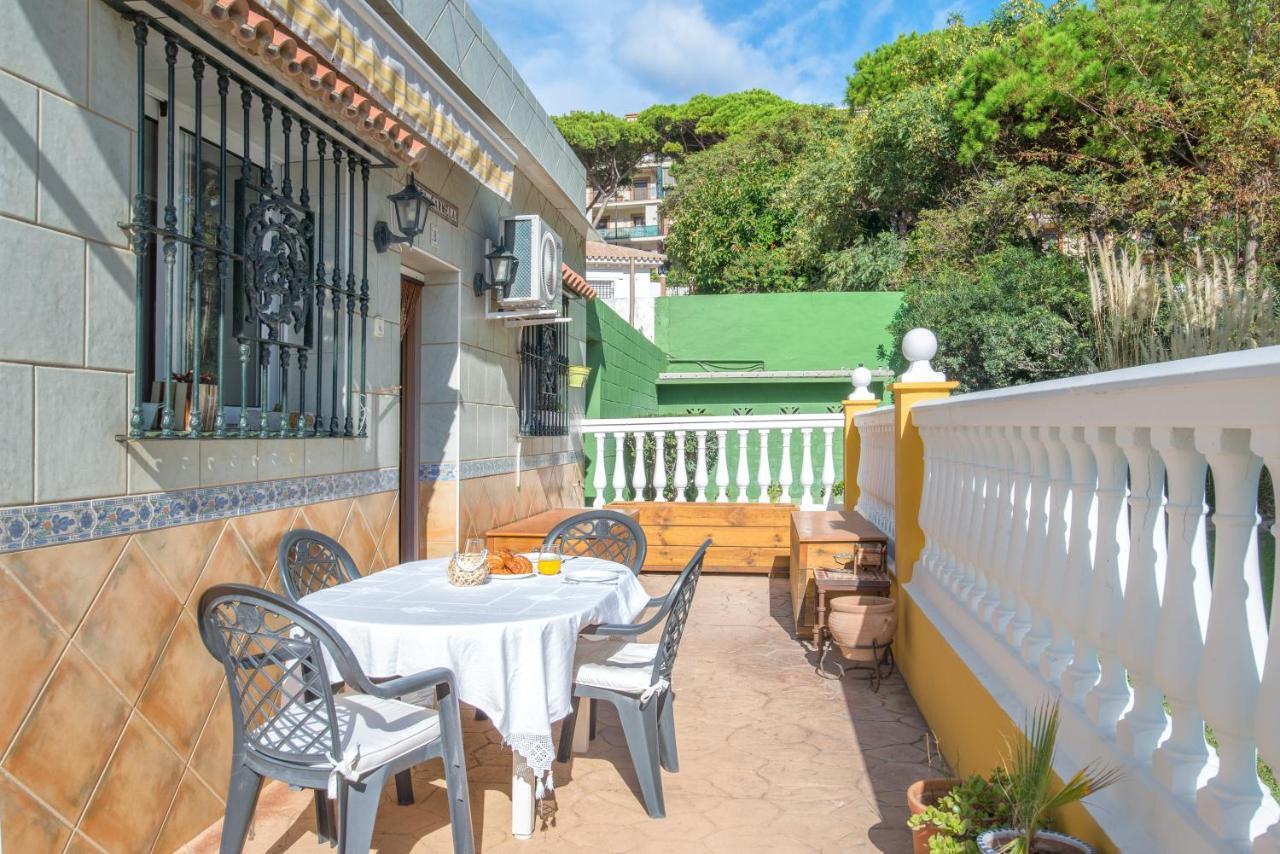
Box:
997 699 1122 853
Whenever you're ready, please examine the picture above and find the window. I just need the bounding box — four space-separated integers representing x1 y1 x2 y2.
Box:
588 280 614 299
127 14 374 439
632 178 649 200
631 214 645 227
518 297 570 436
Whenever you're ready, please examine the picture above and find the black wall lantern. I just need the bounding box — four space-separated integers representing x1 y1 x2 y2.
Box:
373 175 431 252
473 241 519 298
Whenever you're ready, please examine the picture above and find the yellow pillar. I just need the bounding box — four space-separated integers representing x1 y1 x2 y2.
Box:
841 398 880 510
890 380 957 584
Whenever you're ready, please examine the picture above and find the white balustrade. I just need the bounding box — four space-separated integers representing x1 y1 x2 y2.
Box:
631 430 648 500
735 429 751 502
821 427 836 507
756 428 771 504
592 432 608 508
674 430 688 502
853 407 895 540
611 431 627 504
907 346 1280 853
582 413 844 506
714 429 729 502
652 431 667 502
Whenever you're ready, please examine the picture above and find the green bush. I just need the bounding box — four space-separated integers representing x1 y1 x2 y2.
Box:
907 769 1014 853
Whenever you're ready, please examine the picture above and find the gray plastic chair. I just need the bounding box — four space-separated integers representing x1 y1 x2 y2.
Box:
542 509 647 574
278 529 362 601
198 584 474 854
555 540 710 818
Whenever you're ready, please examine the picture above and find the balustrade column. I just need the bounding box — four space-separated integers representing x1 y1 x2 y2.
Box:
1150 427 1211 804
592 432 607 508
674 430 689 502
821 427 836 507
714 430 730 502
1193 427 1268 838
974 428 1004 620
1002 426 1033 645
735 429 750 502
918 426 942 581
632 430 648 500
693 431 709 502
779 429 794 504
991 426 1023 633
1018 427 1052 662
1114 427 1169 760
652 431 668 502
1251 430 1280 852
1039 427 1075 681
1082 426 1132 732
756 428 772 503
954 427 983 604
800 428 815 508
610 432 627 505
1060 426 1101 703
937 432 964 589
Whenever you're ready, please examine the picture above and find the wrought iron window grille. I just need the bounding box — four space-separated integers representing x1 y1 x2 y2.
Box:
119 10 380 441
518 297 571 437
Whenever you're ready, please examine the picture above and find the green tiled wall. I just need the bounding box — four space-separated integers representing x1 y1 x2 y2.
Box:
585 301 666 420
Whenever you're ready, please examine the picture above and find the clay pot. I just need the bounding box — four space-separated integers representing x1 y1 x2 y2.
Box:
977 828 1095 854
907 778 958 854
827 595 896 661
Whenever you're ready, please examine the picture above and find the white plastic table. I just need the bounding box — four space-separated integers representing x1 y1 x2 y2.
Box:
298 555 650 838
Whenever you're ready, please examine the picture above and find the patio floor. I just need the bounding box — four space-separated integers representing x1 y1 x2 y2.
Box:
184 575 935 853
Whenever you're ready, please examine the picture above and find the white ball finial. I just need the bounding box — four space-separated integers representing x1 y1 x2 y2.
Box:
900 328 945 383
847 364 875 401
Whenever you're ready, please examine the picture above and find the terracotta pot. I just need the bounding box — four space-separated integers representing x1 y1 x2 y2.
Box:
907 778 958 854
977 828 1095 854
827 595 896 662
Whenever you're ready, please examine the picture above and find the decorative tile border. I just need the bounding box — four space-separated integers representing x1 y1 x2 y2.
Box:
0 468 399 554
418 450 585 483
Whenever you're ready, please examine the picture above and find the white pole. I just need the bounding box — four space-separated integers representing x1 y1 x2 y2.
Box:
714 429 729 502
756 428 772 503
674 430 689 502
652 431 668 502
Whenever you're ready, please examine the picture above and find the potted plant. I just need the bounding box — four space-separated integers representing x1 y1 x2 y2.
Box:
977 700 1120 854
908 770 1011 854
567 364 591 388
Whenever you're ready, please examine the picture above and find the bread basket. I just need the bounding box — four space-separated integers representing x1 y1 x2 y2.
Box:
447 553 490 586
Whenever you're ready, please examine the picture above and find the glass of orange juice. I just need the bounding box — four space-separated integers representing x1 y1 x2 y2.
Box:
536 545 563 575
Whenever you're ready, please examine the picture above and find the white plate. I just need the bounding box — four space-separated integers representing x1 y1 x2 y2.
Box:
490 571 535 581
562 567 620 584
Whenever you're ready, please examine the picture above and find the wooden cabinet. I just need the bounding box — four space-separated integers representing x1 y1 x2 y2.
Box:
789 510 889 633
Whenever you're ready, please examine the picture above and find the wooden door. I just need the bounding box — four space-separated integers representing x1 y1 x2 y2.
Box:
399 276 424 562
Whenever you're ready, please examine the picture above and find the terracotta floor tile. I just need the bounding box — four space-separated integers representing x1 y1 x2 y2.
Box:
177 576 930 852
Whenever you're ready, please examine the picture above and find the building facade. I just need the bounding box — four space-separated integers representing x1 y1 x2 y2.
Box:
584 240 666 341
592 149 672 253
0 0 591 848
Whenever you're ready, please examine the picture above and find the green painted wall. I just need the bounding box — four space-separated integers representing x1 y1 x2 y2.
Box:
654 292 902 374
584 300 666 419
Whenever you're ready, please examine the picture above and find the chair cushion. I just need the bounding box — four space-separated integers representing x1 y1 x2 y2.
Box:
262 694 441 775
573 638 659 695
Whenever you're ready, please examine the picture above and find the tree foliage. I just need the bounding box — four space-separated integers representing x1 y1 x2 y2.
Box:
661 108 845 293
637 90 802 155
552 111 657 226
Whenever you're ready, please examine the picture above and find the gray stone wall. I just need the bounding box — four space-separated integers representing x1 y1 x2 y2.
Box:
0 0 588 511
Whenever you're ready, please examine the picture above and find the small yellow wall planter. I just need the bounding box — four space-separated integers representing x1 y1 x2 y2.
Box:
568 365 592 388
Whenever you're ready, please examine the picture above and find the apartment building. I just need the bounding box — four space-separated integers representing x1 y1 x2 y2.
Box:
592 151 673 253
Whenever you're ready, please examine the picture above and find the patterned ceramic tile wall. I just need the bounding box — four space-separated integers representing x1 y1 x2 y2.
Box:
459 462 585 544
0 491 400 852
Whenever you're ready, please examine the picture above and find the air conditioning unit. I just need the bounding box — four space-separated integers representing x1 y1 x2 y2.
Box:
498 215 563 312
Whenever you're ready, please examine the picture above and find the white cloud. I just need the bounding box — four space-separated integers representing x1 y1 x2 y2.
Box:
468 0 993 115
611 1 781 97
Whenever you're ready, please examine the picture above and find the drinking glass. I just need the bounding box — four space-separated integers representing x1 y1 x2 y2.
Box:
536 544 563 576
457 537 487 572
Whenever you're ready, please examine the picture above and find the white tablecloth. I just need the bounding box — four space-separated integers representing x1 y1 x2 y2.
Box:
298 556 651 775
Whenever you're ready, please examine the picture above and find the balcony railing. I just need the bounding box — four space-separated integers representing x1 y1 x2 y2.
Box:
597 224 660 241
895 346 1280 852
584 413 843 507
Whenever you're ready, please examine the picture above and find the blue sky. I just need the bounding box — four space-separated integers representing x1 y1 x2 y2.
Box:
470 0 1004 115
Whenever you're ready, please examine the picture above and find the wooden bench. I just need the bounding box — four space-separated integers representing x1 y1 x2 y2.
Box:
485 507 639 555
789 509 889 633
